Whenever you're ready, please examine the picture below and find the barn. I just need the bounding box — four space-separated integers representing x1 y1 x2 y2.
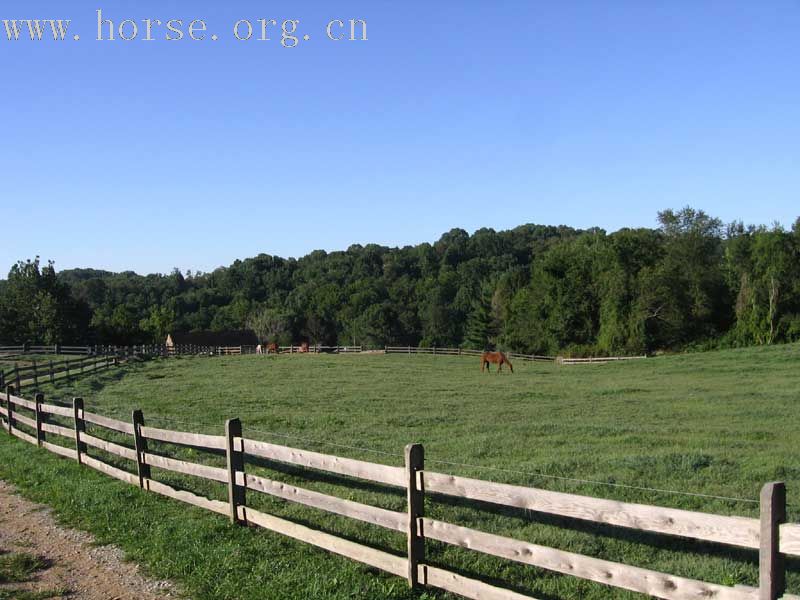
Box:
165 330 258 351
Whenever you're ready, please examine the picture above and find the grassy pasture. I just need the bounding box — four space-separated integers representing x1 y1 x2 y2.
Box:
1 343 799 599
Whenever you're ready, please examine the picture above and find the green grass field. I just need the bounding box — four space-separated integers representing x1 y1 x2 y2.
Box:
1 344 799 599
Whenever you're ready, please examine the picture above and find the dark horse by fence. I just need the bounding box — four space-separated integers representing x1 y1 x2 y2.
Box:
480 351 513 373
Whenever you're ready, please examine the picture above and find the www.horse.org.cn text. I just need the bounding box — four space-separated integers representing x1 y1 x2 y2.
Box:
1 10 368 47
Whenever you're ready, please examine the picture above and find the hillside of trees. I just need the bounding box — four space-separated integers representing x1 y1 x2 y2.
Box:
1 207 799 356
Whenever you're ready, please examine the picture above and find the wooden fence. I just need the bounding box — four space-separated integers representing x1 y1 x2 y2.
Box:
558 355 648 365
1 385 798 600
276 345 363 354
0 354 118 393
385 346 557 363
0 344 92 357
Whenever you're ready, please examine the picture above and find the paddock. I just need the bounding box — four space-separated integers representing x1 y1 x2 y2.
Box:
2 342 798 599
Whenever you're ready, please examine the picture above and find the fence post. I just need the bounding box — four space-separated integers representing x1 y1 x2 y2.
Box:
14 364 20 392
760 482 786 600
5 385 13 434
34 392 45 447
225 418 246 525
132 409 150 490
0 375 5 428
73 397 86 464
49 360 55 384
405 443 425 589
32 360 38 388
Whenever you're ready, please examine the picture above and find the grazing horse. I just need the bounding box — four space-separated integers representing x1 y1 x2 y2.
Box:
266 342 279 354
481 351 513 373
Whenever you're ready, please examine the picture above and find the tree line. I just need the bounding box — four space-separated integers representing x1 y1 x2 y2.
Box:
1 207 799 356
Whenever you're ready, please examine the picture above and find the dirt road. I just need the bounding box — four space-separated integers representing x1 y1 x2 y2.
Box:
0 479 179 599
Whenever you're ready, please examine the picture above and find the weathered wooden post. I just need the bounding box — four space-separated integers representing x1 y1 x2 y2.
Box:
72 397 86 465
760 482 786 600
225 418 246 525
34 392 45 447
14 365 20 392
132 409 150 490
5 385 13 434
405 443 425 589
0 374 5 428
49 360 55 384
32 360 38 388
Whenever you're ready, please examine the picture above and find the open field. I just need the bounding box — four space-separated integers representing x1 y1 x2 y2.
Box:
1 344 799 599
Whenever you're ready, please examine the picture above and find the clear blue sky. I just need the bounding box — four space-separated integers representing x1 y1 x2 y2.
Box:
1 1 798 275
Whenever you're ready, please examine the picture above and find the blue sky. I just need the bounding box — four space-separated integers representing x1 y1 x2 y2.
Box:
1 1 798 275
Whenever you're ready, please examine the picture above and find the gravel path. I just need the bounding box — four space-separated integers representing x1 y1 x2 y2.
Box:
0 479 180 599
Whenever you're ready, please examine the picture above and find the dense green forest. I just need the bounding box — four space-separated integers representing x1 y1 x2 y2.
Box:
1 207 799 356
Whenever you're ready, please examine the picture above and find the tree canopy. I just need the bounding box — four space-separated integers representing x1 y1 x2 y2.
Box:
2 207 799 355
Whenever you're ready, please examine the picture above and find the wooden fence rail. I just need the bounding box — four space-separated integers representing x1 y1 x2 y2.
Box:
384 346 557 362
558 355 648 365
1 385 798 600
275 345 363 354
2 343 654 366
0 354 117 393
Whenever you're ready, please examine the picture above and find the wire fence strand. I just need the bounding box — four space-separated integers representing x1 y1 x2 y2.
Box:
126 414 763 506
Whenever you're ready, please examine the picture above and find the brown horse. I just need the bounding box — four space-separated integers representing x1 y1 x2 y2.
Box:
266 342 279 354
481 351 513 373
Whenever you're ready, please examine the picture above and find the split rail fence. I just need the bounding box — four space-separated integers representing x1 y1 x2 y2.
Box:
0 354 118 393
0 344 93 357
385 346 557 363
558 355 648 365
276 345 363 354
3 343 648 365
1 385 799 600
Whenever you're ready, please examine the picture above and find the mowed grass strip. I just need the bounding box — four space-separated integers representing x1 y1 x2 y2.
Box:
1 342 799 599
